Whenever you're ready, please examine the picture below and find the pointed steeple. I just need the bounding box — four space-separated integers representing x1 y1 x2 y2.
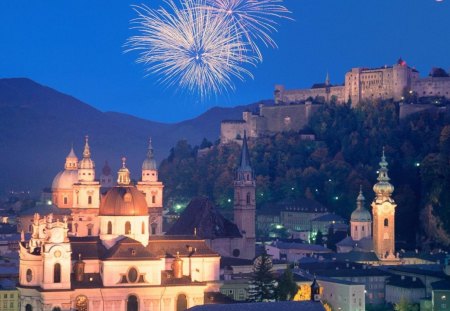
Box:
83 135 91 158
142 137 157 171
356 185 365 209
373 147 394 198
239 131 252 171
117 157 131 185
325 72 330 86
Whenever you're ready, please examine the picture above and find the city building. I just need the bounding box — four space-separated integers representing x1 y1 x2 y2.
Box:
17 137 223 311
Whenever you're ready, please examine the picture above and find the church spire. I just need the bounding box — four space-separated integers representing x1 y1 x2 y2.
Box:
356 185 365 210
239 131 252 171
142 137 157 171
325 72 330 86
83 135 91 158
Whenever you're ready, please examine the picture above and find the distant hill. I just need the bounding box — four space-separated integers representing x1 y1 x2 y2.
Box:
0 78 270 196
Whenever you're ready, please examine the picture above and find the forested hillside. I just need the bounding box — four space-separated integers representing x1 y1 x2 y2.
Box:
159 99 450 248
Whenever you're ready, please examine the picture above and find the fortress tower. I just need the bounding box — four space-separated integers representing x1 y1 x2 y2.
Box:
371 150 398 261
233 132 256 259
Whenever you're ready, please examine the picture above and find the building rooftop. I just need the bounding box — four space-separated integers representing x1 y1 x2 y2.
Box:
188 301 326 311
166 197 242 239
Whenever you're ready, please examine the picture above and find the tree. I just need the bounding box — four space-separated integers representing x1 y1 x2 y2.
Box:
276 266 298 301
315 230 324 245
247 251 278 302
394 298 419 311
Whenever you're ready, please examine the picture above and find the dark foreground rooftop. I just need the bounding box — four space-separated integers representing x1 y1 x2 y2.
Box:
188 301 326 311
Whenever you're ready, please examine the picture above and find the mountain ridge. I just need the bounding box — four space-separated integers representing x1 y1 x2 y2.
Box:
0 77 271 196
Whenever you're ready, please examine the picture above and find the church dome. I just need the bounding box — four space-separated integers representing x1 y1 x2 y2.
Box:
351 186 371 222
100 186 148 216
52 170 78 190
351 207 372 222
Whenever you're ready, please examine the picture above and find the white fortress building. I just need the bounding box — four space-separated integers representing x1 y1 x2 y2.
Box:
221 60 450 143
18 137 221 311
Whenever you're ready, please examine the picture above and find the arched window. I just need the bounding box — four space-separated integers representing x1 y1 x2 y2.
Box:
362 226 365 232
75 295 88 311
63 197 68 205
54 263 61 283
152 195 156 204
246 192 251 205
74 223 78 233
127 295 138 311
176 294 187 311
141 222 145 234
355 226 358 231
107 221 112 234
125 221 131 234
151 223 157 235
88 196 92 205
26 269 33 282
25 305 33 311
384 218 389 227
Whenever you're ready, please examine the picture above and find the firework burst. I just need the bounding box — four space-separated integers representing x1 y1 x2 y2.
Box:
126 0 257 98
203 0 292 61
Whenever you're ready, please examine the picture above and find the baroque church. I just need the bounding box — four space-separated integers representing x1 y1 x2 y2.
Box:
17 137 226 311
336 150 399 263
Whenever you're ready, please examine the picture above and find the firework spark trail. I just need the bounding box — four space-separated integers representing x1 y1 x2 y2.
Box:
126 0 257 98
203 0 292 61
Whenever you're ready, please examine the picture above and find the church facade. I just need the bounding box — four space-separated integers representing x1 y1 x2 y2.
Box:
18 137 221 311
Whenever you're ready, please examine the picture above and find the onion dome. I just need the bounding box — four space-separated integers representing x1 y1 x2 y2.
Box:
100 158 148 216
373 149 394 198
78 136 95 170
351 186 372 222
142 138 157 170
102 161 112 176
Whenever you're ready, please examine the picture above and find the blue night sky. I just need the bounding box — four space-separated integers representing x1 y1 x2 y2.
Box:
1 0 449 122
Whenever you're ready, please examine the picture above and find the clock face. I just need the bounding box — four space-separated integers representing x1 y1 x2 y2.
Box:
51 228 64 243
54 250 61 258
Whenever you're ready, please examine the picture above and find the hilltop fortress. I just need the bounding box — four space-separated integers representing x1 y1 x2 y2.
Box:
221 59 450 143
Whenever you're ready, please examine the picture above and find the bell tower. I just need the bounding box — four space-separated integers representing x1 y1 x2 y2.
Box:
371 149 398 261
350 186 372 241
136 138 164 236
233 132 255 259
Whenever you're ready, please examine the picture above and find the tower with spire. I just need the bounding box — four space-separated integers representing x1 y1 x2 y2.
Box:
371 149 398 261
233 132 256 259
71 136 101 237
136 138 164 236
350 186 372 241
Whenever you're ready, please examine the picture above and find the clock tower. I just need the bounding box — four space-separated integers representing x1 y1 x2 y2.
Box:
371 149 398 261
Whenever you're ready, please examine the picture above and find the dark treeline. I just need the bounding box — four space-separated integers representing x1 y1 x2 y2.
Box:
159 99 450 248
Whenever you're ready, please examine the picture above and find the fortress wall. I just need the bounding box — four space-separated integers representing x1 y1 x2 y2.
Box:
260 104 322 133
413 77 450 98
275 86 345 104
220 121 248 143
